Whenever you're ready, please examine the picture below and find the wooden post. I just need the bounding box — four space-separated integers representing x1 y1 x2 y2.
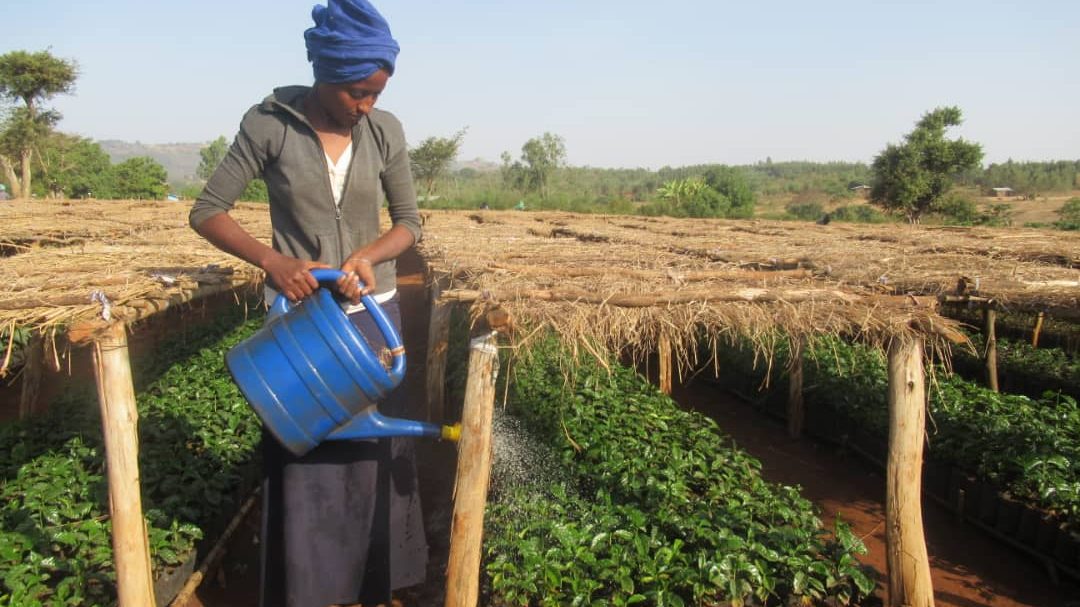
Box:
425 277 453 422
983 308 999 393
886 337 934 607
658 334 673 395
93 323 156 607
170 488 260 607
19 332 43 419
787 336 805 439
1032 311 1045 348
444 330 500 607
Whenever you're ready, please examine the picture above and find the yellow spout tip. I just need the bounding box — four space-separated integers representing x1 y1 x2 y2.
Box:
441 423 462 442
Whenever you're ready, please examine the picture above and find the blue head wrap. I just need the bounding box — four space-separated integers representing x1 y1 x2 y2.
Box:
304 0 399 83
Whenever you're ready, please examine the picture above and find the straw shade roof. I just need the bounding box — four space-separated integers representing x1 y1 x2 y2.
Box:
417 210 1078 365
0 200 268 373
2 200 1077 376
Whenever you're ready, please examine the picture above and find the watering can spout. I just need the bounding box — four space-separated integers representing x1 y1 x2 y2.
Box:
327 406 461 443
441 422 462 442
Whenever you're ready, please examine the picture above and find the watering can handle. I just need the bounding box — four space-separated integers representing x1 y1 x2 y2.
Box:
268 268 406 378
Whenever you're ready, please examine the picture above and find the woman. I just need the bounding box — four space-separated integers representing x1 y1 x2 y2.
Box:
188 1 425 605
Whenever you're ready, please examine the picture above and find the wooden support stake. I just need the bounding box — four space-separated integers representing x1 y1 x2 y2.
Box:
658 334 673 395
886 337 934 607
445 330 500 607
787 336 805 439
425 278 453 422
19 333 44 419
984 308 999 393
1032 311 1045 348
939 294 994 307
170 488 260 607
93 323 156 607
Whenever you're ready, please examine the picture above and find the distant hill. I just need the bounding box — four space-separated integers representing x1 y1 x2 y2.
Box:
98 140 206 185
452 157 499 172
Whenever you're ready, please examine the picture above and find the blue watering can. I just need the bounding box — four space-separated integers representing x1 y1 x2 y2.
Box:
226 268 460 457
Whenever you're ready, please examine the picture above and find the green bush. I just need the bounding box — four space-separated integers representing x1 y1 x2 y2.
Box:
979 202 1015 226
933 194 980 224
951 332 1079 400
483 339 876 606
830 205 888 223
1055 197 1080 230
785 201 824 221
1058 197 1080 222
932 195 1013 226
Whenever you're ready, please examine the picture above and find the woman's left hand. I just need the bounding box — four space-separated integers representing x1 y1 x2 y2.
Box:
338 255 377 303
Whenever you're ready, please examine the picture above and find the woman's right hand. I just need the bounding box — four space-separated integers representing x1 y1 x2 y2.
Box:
262 253 331 302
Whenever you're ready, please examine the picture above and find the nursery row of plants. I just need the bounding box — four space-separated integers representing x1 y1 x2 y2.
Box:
949 330 1080 400
711 334 1080 573
481 339 878 606
945 307 1080 356
0 308 264 606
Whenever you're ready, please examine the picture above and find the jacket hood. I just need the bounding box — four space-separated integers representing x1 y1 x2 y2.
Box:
261 86 312 123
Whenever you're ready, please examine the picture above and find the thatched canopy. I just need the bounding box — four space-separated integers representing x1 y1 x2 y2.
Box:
0 200 268 363
2 200 1077 375
417 211 1078 364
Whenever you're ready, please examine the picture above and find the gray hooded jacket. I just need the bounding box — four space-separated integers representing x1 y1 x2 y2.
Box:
189 86 421 299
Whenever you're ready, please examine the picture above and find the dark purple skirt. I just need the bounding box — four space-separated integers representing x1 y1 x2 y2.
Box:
259 297 427 607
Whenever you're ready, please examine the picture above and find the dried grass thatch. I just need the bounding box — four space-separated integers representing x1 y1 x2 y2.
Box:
2 201 1077 377
0 199 271 374
418 210 1079 370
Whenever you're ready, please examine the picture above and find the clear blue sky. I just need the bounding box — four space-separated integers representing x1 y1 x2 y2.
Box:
4 0 1078 169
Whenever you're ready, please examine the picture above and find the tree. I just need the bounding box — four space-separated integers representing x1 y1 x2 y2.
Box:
703 166 756 218
240 178 269 202
0 50 78 198
649 172 752 219
655 177 730 217
981 160 1078 199
870 106 983 224
34 133 111 198
197 136 229 181
499 151 527 193
410 128 466 199
0 107 55 195
110 156 168 200
196 135 268 202
519 132 566 200
680 188 732 218
657 178 708 206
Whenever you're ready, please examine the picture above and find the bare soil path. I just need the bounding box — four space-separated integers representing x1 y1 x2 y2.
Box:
672 377 1080 607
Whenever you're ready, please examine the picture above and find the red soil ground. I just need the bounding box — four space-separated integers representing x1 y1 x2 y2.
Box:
673 377 1080 607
